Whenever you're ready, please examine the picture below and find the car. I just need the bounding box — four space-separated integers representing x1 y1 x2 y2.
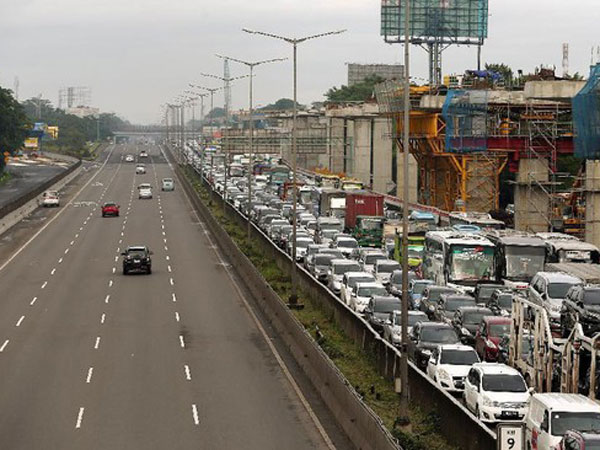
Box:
340 272 376 306
452 306 493 345
288 237 313 262
408 279 434 310
304 244 329 271
40 190 60 207
426 344 480 393
331 236 359 257
473 282 506 306
373 259 401 286
420 286 460 318
121 246 153 274
358 250 388 273
310 253 336 283
433 294 477 323
101 202 120 217
363 295 402 331
561 285 600 338
327 259 362 294
138 183 152 199
125 154 135 162
529 272 583 328
463 363 530 423
526 393 600 450
408 322 460 370
161 178 175 191
349 281 388 314
474 316 511 362
487 289 516 316
139 150 148 158
387 270 418 298
383 310 429 347
558 430 600 450
136 164 146 174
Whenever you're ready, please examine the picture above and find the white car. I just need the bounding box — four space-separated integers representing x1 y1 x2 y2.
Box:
359 250 388 274
125 154 135 162
40 190 60 207
373 259 401 286
331 236 359 257
136 165 146 174
383 310 429 347
464 363 531 423
138 183 153 199
289 237 313 262
139 150 148 158
161 178 175 191
327 259 361 295
349 281 387 314
340 272 375 305
426 344 480 393
528 272 582 324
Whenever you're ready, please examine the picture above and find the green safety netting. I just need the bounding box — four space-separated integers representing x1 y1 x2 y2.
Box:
573 64 600 160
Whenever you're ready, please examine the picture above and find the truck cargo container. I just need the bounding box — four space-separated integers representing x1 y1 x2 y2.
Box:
345 192 385 230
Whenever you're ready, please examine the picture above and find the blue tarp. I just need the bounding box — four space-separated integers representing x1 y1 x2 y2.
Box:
573 64 600 160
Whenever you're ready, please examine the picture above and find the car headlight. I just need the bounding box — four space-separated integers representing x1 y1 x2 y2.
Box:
438 369 451 381
482 396 495 407
461 327 472 336
428 305 435 312
421 349 432 357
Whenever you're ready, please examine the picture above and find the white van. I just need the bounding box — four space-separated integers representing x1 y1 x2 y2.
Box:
525 393 600 449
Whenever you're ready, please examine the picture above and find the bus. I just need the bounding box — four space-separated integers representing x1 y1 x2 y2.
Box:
449 211 505 229
536 232 600 264
423 231 497 292
315 174 341 189
484 230 547 290
341 179 365 191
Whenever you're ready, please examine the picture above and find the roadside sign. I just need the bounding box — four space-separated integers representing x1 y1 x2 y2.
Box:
497 423 525 450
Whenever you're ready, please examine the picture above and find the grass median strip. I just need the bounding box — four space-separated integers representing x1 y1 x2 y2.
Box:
183 166 456 450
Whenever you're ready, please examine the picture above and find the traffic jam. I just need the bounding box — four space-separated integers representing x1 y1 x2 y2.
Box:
182 141 600 449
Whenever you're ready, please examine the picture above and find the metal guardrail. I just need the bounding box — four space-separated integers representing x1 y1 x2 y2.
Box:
170 146 497 450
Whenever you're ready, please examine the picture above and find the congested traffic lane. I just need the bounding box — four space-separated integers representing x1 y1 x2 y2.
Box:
0 144 335 449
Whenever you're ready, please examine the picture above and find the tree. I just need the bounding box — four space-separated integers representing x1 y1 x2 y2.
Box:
564 72 585 81
325 75 385 102
206 107 225 119
260 98 302 111
485 63 514 85
0 86 29 172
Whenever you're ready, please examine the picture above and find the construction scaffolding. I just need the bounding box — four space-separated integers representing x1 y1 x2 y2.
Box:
442 89 489 153
58 86 91 110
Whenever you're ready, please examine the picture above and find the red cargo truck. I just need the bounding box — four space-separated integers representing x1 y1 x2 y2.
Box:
345 192 385 247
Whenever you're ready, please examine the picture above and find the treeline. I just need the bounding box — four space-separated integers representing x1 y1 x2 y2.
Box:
21 98 130 158
0 86 29 173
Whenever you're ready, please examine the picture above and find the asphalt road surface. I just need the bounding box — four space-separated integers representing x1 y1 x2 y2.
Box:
0 155 71 210
0 144 341 450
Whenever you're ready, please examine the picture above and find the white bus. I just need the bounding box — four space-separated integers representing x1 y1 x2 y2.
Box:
423 230 497 292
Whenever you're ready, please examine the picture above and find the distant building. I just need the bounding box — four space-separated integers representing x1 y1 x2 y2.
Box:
66 106 99 118
347 63 404 86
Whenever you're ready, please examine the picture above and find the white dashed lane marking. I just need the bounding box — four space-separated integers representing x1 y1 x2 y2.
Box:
15 316 24 327
30 297 37 306
179 335 185 348
94 337 101 349
184 365 192 380
75 407 85 429
41 281 48 289
192 404 200 425
0 340 9 352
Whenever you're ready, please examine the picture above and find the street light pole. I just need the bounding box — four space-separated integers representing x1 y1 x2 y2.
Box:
216 54 287 239
243 28 346 305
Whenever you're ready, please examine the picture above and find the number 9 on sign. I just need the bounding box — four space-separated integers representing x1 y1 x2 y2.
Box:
497 423 524 450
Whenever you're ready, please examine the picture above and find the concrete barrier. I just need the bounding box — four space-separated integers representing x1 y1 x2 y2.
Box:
171 149 497 450
0 162 82 237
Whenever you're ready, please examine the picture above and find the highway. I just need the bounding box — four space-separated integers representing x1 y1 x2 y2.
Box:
0 144 338 449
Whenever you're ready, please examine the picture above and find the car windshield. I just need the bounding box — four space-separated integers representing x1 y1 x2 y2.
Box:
463 311 489 324
489 323 511 337
428 288 456 302
322 230 337 239
449 245 495 282
374 300 401 313
163 178 173 183
505 246 546 280
478 286 500 300
446 298 475 311
440 349 479 365
482 374 526 393
365 254 386 264
497 294 513 309
412 283 431 295
128 251 146 258
548 282 578 299
551 412 600 436
334 263 360 275
104 203 116 207
408 247 424 258
583 289 600 306
406 314 429 326
357 286 387 297
314 255 334 266
296 240 311 248
360 219 383 230
378 263 400 273
420 327 458 343
348 276 374 288
391 271 416 285
337 240 357 248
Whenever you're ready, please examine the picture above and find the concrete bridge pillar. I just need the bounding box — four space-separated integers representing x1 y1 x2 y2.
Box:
514 158 551 232
585 161 600 248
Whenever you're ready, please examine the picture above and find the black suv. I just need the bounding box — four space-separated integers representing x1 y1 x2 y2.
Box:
408 322 459 370
122 246 153 275
561 285 600 337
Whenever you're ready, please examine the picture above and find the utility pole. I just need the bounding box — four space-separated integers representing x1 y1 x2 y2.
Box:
243 27 346 306
216 54 287 239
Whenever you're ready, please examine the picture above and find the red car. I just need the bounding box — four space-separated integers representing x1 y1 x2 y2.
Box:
474 316 511 362
101 202 120 217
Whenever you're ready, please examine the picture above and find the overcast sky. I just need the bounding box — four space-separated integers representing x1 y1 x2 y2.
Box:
1 0 599 124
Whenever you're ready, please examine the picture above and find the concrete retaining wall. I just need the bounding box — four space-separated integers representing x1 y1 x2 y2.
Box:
173 151 497 450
